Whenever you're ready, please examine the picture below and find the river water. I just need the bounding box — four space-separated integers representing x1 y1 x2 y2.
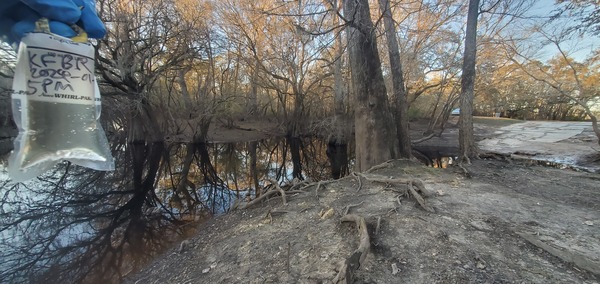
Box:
0 136 352 283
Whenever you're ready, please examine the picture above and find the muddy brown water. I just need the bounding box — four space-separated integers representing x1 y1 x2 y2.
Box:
0 136 351 283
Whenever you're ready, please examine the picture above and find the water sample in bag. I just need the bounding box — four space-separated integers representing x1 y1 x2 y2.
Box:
8 32 114 181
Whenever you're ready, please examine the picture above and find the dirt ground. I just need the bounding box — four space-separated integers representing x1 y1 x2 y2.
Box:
124 119 600 284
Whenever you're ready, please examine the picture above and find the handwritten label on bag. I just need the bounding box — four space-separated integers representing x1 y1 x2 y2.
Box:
12 37 98 105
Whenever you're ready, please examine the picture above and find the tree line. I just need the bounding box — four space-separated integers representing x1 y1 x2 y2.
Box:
1 0 598 164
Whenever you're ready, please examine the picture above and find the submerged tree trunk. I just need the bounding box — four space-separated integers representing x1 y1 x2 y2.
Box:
174 143 198 210
288 136 304 180
247 60 259 115
125 140 164 251
327 141 349 179
458 0 480 163
378 0 411 158
344 0 398 172
248 141 260 196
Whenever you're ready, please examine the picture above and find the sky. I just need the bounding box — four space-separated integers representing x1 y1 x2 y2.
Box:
526 0 599 62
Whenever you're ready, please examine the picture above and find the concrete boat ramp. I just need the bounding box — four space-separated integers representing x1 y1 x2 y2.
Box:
478 121 599 172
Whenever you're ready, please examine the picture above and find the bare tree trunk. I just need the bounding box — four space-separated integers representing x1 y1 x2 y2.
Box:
378 0 411 158
247 60 259 115
458 0 480 163
344 0 398 172
328 0 349 165
327 141 349 179
591 116 600 147
177 68 193 109
288 136 304 180
290 90 304 137
248 141 260 197
334 0 346 117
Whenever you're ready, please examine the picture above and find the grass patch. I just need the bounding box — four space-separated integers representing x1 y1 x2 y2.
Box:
473 116 523 127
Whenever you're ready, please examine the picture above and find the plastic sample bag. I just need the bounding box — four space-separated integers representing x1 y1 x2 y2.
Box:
8 32 114 181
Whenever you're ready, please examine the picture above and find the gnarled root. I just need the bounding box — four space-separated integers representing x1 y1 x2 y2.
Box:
357 173 435 213
333 214 370 284
241 179 287 209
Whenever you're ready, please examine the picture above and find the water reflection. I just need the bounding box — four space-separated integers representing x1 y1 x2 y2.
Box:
0 136 349 283
413 146 458 169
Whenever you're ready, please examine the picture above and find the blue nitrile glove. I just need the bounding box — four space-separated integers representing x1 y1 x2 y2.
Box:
0 0 106 45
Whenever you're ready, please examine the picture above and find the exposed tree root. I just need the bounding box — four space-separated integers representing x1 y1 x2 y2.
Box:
315 181 323 201
374 216 382 235
351 172 363 192
241 179 288 209
365 160 395 173
357 173 435 213
343 201 364 215
411 179 434 197
266 179 287 205
300 179 335 191
241 188 280 209
408 183 435 213
289 180 310 191
457 163 472 179
333 214 370 284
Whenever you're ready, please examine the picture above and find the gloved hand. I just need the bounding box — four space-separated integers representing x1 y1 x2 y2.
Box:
0 0 106 44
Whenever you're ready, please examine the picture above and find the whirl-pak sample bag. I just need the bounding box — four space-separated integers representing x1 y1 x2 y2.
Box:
8 33 114 181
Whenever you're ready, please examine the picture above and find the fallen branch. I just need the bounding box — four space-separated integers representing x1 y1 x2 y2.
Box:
333 214 371 284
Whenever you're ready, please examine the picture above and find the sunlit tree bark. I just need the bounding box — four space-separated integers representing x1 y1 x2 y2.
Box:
458 0 480 163
344 0 398 171
379 0 411 158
